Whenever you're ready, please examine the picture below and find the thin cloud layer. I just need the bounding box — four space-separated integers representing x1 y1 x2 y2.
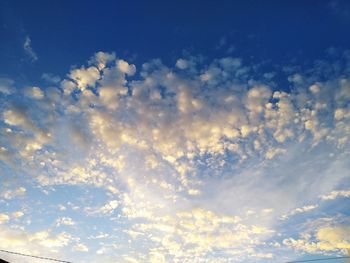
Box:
0 51 349 262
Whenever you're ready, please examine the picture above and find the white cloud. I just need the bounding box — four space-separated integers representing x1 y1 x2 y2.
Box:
69 66 100 90
117 59 136 75
320 189 350 200
55 217 75 227
0 213 9 224
175 58 188 69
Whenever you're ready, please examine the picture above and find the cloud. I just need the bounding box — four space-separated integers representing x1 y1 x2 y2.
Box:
0 78 15 95
320 189 350 200
25 87 44 100
175 58 189 69
23 36 38 61
55 217 75 227
85 200 119 215
283 223 350 254
1 50 350 262
3 107 35 130
69 66 100 90
124 207 274 261
0 225 73 263
1 187 26 200
89 51 116 70
12 211 24 218
1 105 52 161
117 59 136 75
73 243 89 252
281 204 319 220
42 73 61 84
0 213 9 224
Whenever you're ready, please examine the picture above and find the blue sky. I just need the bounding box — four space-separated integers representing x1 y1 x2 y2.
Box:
0 1 350 262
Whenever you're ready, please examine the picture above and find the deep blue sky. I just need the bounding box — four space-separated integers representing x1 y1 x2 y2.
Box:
1 0 350 83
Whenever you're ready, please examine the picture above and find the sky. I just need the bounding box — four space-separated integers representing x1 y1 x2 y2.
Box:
0 0 350 262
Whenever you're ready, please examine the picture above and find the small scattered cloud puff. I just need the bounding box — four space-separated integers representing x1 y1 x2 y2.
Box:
73 243 89 252
0 213 9 224
175 58 189 69
25 87 44 99
86 200 119 215
12 211 24 218
56 217 75 227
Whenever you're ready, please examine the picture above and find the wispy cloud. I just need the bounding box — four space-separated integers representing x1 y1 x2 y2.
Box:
23 36 38 61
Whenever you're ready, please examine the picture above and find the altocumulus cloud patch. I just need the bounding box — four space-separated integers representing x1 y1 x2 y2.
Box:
0 51 350 262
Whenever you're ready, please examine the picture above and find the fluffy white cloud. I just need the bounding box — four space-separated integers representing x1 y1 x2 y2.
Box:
117 59 136 75
89 51 116 70
69 66 100 90
3 107 34 129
